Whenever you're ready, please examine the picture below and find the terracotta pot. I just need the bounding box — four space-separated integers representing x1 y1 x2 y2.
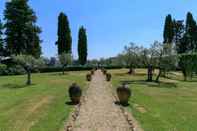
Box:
91 70 94 75
86 74 92 81
117 84 131 105
69 83 82 104
106 73 112 81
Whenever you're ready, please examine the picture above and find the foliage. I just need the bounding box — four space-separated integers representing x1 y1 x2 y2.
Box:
123 42 142 69
0 64 7 75
12 55 44 85
163 14 174 44
78 26 88 65
13 55 44 70
59 53 72 67
179 53 197 80
185 12 197 52
4 0 41 58
59 53 72 74
0 19 4 56
39 66 94 73
56 12 72 55
173 20 185 53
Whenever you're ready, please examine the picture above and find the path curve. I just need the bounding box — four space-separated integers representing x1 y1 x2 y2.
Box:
72 70 131 131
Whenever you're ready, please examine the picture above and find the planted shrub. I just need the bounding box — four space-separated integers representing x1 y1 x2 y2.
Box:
106 73 112 81
69 83 82 104
0 64 7 75
116 84 131 106
86 73 92 81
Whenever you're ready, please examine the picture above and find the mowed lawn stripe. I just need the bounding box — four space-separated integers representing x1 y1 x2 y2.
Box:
111 69 197 131
0 71 87 131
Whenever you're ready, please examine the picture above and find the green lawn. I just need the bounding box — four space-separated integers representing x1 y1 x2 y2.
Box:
0 71 87 131
111 69 197 131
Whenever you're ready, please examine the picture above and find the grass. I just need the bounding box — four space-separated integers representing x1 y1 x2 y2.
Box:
111 69 197 131
0 71 87 131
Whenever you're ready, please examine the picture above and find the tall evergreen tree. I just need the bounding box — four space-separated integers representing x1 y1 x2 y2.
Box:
163 14 174 44
185 12 197 52
0 19 4 56
78 26 87 65
173 20 186 54
56 12 72 55
4 0 42 58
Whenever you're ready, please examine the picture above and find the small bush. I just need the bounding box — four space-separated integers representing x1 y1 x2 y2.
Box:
0 64 7 75
39 66 93 73
68 83 82 104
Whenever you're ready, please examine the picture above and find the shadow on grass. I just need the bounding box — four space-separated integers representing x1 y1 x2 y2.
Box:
2 83 35 89
48 72 69 76
65 101 79 106
114 101 130 107
114 72 129 77
120 80 177 88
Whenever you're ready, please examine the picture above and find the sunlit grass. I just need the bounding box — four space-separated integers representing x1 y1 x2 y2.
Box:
111 69 197 131
0 71 87 131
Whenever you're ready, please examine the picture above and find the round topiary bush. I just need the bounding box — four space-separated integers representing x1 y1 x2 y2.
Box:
69 83 82 104
116 84 131 106
106 73 112 81
86 73 92 81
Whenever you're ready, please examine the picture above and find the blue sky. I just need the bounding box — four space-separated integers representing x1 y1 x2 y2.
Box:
0 0 197 59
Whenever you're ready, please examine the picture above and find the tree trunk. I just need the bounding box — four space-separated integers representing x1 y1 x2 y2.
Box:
156 68 162 83
62 66 65 75
147 65 153 82
128 68 135 75
26 70 31 85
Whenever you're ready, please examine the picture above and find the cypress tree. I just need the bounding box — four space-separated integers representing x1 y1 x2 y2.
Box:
78 26 88 65
185 12 197 52
0 19 4 56
56 12 72 55
173 20 186 54
4 0 42 58
163 14 174 44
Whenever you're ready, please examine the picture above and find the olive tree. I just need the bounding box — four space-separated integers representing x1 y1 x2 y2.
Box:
59 53 72 74
151 41 177 82
13 55 44 85
123 42 141 74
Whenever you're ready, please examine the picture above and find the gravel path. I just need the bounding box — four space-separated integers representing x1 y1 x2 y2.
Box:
72 70 131 131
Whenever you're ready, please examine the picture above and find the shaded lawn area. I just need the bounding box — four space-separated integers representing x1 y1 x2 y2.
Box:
111 69 197 131
0 71 87 131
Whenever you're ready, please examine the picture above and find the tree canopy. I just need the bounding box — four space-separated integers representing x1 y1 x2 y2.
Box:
78 26 88 65
4 0 41 58
56 12 72 55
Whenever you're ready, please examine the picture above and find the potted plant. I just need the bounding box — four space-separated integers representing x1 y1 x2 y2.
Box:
91 69 94 75
86 73 92 81
106 73 112 81
69 83 82 104
102 69 107 75
116 83 131 106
